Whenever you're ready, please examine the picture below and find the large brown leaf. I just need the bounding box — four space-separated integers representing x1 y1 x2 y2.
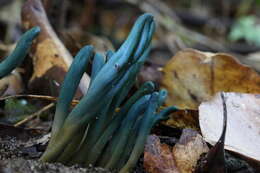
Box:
161 49 260 110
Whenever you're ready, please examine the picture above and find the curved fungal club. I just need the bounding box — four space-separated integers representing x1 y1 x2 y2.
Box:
0 26 40 78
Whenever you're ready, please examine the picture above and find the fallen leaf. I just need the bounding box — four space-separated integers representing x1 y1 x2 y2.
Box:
172 128 209 173
161 49 260 110
144 135 179 173
21 0 90 96
199 92 260 162
144 130 209 173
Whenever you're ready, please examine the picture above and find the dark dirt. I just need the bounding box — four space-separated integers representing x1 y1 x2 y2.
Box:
0 159 111 173
0 134 149 173
0 134 112 173
0 118 181 173
0 136 23 160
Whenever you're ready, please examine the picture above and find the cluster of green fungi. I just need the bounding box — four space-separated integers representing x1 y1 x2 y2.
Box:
0 14 177 173
40 13 177 173
0 26 40 78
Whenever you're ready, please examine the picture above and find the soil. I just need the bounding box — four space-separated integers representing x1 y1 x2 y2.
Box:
0 159 110 173
1 123 258 173
0 134 112 173
0 130 148 173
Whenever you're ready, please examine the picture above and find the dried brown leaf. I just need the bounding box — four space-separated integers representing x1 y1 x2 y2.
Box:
144 130 209 173
172 129 209 173
144 135 179 173
161 49 260 110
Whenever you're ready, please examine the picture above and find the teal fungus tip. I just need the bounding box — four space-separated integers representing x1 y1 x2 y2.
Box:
0 26 40 78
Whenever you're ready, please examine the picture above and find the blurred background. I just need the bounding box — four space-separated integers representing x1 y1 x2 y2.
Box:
2 0 260 75
2 0 260 53
1 0 260 124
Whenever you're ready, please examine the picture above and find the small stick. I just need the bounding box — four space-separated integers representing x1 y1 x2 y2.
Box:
0 94 79 106
14 102 55 127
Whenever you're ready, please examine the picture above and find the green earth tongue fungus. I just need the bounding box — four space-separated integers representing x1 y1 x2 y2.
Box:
0 26 40 78
119 95 178 173
76 64 152 164
70 45 154 165
40 13 178 173
58 60 153 163
72 82 155 165
96 94 152 168
50 46 95 163
40 13 155 163
51 46 94 137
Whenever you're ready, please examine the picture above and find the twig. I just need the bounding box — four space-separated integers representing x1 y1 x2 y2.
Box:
14 102 55 127
0 94 79 106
